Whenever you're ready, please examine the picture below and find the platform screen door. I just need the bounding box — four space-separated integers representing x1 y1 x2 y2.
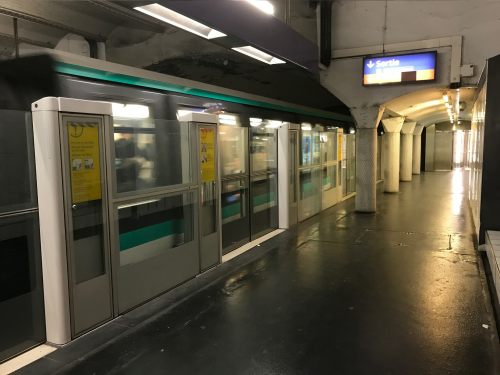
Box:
197 123 220 270
61 114 113 337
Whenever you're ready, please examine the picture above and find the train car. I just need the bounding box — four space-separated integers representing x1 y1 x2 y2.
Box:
0 51 355 361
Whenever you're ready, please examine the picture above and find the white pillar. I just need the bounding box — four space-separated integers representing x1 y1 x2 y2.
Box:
381 117 404 193
400 122 416 182
412 125 424 175
350 106 385 212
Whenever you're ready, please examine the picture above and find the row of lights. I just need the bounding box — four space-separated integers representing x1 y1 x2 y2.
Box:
442 89 461 130
135 2 285 65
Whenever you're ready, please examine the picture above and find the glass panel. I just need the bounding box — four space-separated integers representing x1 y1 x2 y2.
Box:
0 212 45 362
321 131 337 163
117 192 195 266
222 179 247 225
345 134 356 194
251 125 277 173
299 167 322 220
65 118 106 284
300 127 321 166
113 117 190 193
250 173 278 238
220 125 247 177
322 165 336 191
221 178 250 251
0 110 36 213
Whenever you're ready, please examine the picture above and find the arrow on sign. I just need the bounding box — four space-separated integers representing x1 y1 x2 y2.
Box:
366 60 375 69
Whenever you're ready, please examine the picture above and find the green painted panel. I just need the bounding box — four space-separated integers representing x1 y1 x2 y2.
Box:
55 62 353 123
120 220 183 251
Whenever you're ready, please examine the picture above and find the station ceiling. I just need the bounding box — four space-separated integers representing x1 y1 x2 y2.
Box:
0 0 350 115
383 87 477 127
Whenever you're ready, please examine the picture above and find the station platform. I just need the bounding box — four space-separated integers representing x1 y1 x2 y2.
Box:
15 171 500 375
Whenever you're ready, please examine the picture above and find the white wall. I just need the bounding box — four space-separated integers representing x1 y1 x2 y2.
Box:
321 0 500 110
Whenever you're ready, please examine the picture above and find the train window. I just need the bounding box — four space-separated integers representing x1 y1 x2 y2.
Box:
117 191 195 266
250 120 279 173
112 105 190 193
220 125 247 177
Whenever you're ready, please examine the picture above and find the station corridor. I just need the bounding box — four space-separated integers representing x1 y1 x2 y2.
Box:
14 170 500 375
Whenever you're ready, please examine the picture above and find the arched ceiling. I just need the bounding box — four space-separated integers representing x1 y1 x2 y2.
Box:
383 86 477 126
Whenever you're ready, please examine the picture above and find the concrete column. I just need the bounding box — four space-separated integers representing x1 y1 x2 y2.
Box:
412 125 424 175
350 106 385 212
400 122 416 182
381 117 404 193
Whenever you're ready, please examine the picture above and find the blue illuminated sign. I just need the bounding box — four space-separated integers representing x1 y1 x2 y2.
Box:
363 51 437 86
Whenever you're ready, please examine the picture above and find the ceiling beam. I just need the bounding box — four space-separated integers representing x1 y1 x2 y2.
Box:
85 0 165 33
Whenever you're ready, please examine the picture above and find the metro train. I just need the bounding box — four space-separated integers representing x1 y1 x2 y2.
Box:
0 51 357 362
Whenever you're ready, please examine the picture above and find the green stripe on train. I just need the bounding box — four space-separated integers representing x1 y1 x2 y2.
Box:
253 192 275 207
120 220 183 251
222 202 241 219
54 62 353 123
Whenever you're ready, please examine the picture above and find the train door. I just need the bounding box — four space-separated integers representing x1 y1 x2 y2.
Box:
194 122 220 270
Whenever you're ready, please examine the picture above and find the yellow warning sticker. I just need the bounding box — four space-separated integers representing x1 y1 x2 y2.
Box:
67 121 102 203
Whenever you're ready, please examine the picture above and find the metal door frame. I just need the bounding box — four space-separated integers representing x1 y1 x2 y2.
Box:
59 113 114 337
193 121 221 271
289 129 299 226
248 123 279 240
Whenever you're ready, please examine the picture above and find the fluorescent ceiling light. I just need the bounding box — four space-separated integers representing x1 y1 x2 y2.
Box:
232 46 285 65
301 123 312 131
112 103 149 119
245 0 275 15
135 3 226 39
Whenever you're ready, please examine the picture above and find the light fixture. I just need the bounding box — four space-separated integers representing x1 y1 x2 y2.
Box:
232 46 285 65
112 103 150 119
135 3 226 40
443 94 449 103
245 0 275 15
301 123 312 131
218 113 237 125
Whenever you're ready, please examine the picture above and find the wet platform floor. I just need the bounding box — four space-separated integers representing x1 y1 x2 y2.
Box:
17 171 500 375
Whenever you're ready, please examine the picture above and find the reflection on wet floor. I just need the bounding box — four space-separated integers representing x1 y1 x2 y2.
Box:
17 171 500 375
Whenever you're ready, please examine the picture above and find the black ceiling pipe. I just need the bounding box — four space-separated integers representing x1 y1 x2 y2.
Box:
319 0 332 67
